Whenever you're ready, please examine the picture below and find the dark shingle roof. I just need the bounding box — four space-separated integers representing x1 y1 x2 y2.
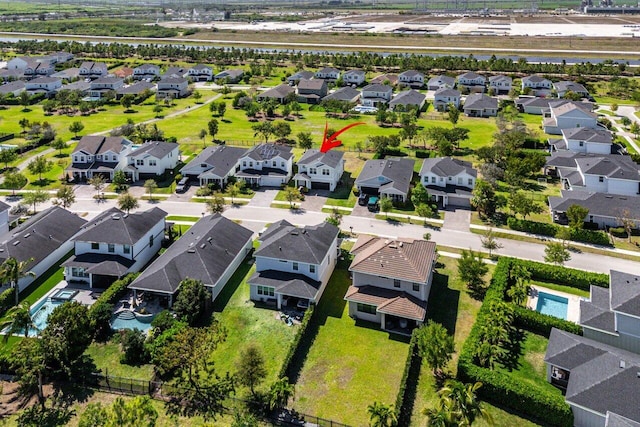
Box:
399 70 423 78
434 88 460 98
554 80 589 94
255 222 339 264
249 270 320 299
258 84 295 100
129 214 252 294
322 86 360 102
522 75 551 84
62 253 134 277
0 81 25 94
246 143 293 161
74 135 131 156
297 149 344 169
362 83 392 93
575 156 639 180
127 140 178 160
464 94 498 110
75 207 166 245
549 190 640 220
116 81 155 95
610 270 640 317
428 75 455 87
606 413 640 427
288 70 314 81
180 145 246 178
420 157 476 178
389 89 425 108
355 157 415 195
562 127 613 144
298 79 326 91
458 71 485 81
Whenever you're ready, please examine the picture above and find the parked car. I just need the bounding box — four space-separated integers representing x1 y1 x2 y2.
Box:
367 196 379 212
175 177 189 193
358 193 370 206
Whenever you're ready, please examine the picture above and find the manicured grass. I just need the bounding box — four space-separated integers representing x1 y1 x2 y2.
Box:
166 215 200 222
85 339 155 381
209 259 299 394
292 268 409 425
531 280 590 298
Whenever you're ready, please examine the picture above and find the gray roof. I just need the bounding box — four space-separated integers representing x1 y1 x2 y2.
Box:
127 140 178 159
549 190 640 220
298 79 326 91
463 94 498 110
163 66 187 78
428 75 455 87
323 86 360 102
554 80 589 94
61 80 91 92
246 143 293 161
80 61 107 72
74 135 131 155
258 219 293 242
420 156 477 178
297 149 344 169
159 76 188 85
129 214 252 294
545 151 620 169
180 145 246 178
399 69 424 78
62 253 134 277
546 328 640 422
362 83 392 93
488 75 512 83
255 222 339 264
249 270 321 300
355 157 415 195
288 70 314 81
258 84 295 100
75 207 166 245
389 89 425 108
27 77 60 84
434 88 460 98
610 270 640 317
51 67 79 79
522 75 551 84
575 156 639 180
0 81 25 94
607 413 640 427
116 81 155 95
135 64 160 72
190 64 212 71
316 67 339 74
457 71 485 81
344 69 365 77
215 69 243 78
562 127 613 144
0 206 86 267
580 285 616 333
0 201 9 213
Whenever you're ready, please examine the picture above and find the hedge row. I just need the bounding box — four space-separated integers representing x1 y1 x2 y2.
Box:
512 259 608 291
88 272 140 315
506 218 611 246
514 306 582 336
278 303 316 380
0 287 15 318
394 328 422 426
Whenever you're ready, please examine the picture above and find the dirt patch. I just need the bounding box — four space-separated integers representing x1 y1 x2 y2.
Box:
0 381 57 417
336 366 354 389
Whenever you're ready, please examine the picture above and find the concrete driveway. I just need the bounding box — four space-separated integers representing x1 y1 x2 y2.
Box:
300 190 329 212
443 208 471 231
248 188 280 207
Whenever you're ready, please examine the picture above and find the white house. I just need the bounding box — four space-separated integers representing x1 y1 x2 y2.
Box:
22 59 55 79
237 143 293 187
79 61 108 80
315 67 341 81
569 156 640 196
554 80 590 98
345 235 437 333
398 70 425 89
355 157 415 202
433 88 461 111
488 75 512 95
249 221 340 309
214 69 244 83
0 201 9 235
427 75 455 91
361 83 393 107
25 77 62 95
63 207 166 288
188 64 213 82
66 135 135 182
126 141 180 179
521 75 553 96
419 157 477 208
133 64 161 81
457 72 486 93
543 102 600 135
89 77 124 99
156 77 189 100
342 69 366 86
294 149 345 191
180 145 247 188
549 190 640 229
551 128 614 155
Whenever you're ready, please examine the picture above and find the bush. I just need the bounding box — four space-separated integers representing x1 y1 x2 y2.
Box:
89 273 140 311
278 304 315 379
511 259 608 290
0 287 15 318
506 218 611 246
414 149 430 158
513 306 582 336
609 227 627 238
569 228 610 246
120 328 149 365
394 328 421 425
89 301 114 341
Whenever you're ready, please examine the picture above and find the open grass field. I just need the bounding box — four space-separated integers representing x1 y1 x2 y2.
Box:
85 340 155 381
292 267 410 425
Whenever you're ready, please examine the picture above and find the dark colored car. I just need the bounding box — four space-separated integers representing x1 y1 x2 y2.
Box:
175 177 190 193
358 193 370 206
367 196 380 212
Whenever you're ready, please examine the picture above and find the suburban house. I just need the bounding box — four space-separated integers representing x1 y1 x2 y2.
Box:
25 77 62 96
180 145 246 188
314 67 341 81
294 149 345 191
7 56 54 71
322 87 361 104
371 73 398 86
556 155 640 197
516 98 594 116
427 75 455 91
0 69 24 81
389 89 426 111
0 81 25 97
163 66 188 79
116 81 156 99
550 127 614 154
488 75 512 95
543 102 600 135
133 64 161 81
113 67 133 79
156 77 189 100
345 235 437 333
66 135 135 182
22 59 55 79
297 79 328 104
0 206 86 294
398 70 425 89
355 157 415 202
128 214 253 306
521 75 553 96
249 221 340 309
342 69 366 86
88 77 124 99
548 190 640 229
237 143 293 187
463 94 498 117
361 83 393 107
63 207 167 288
126 141 179 179
256 84 296 104
187 64 214 82
545 328 640 427
419 157 477 208
214 69 244 83
79 61 108 80
457 72 487 93
61 80 91 95
580 270 640 354
287 70 314 86
433 88 461 111
554 80 590 98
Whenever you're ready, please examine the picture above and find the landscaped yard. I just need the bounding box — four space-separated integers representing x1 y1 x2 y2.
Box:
292 267 410 426
85 340 155 381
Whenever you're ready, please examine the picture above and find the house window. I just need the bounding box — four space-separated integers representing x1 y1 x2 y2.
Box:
71 267 89 278
74 156 79 162
468 178 473 186
123 244 131 254
272 160 276 167
281 162 285 168
149 235 154 247
249 161 253 167
357 303 377 314
257 285 275 297
599 176 604 182
293 262 299 271
440 177 444 182
242 161 247 167
457 177 463 185
108 243 115 253
448 176 452 181
310 265 316 274
309 168 317 175
91 242 99 250
579 141 584 147
136 159 144 166
394 279 401 288
149 160 157 166
413 283 420 292
322 169 329 176
431 176 436 183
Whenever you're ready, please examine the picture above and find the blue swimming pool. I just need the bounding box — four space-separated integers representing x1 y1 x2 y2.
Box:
22 298 64 337
110 311 155 332
536 292 569 320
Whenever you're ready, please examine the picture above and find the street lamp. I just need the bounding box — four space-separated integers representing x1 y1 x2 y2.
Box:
349 226 353 236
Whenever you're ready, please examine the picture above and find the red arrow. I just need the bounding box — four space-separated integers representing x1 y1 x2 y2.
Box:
320 121 365 153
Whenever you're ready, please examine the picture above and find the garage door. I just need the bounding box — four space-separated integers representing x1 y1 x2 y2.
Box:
261 176 286 187
311 182 331 190
448 196 471 208
360 186 379 196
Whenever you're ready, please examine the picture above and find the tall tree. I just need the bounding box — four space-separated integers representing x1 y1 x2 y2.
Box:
226 181 243 204
566 204 588 230
173 278 210 326
144 179 158 201
21 190 50 214
457 250 488 296
50 138 67 156
417 321 455 377
416 203 434 226
508 191 542 220
507 265 531 306
297 131 313 150
236 344 267 397
447 105 460 127
68 121 84 138
117 192 139 214
0 148 18 170
411 184 430 207
544 242 571 265
27 156 53 182
424 380 492 427
268 377 295 410
284 186 302 209
206 193 225 214
471 180 498 218
366 401 398 427
40 301 92 373
88 174 106 199
252 121 275 143
207 119 219 142
54 185 76 209
4 171 27 196
616 208 637 243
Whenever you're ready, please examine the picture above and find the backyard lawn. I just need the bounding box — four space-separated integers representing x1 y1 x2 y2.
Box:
85 340 155 381
292 267 410 426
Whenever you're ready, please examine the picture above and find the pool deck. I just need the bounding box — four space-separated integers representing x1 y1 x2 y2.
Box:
30 280 99 311
527 285 582 323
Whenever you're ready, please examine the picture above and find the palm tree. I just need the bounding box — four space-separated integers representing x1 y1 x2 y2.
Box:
0 301 35 341
268 377 295 410
1 257 35 306
438 380 493 426
366 401 397 427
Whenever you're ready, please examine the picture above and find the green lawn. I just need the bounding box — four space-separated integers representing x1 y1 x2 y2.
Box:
166 215 200 222
85 340 155 381
531 280 590 298
292 268 410 426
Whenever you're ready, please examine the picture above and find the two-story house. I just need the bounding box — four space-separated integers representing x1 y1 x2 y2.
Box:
237 143 293 187
133 64 161 81
0 201 8 235
419 157 477 208
457 72 487 93
156 77 189 100
287 70 314 86
433 88 461 111
342 69 366 87
554 80 590 99
214 69 244 84
180 145 247 188
427 75 455 91
116 81 156 100
565 156 640 196
488 75 512 95
79 61 108 80
126 141 179 179
129 214 253 306
463 93 498 117
355 157 415 202
345 235 437 333
521 75 553 96
370 73 398 86
188 64 213 82
89 77 124 99
297 79 328 104
162 66 188 79
314 67 341 81
389 89 426 111
25 77 62 96
66 135 135 182
63 207 166 288
22 59 55 80
322 87 361 104
294 149 345 191
543 102 601 135
249 220 340 309
0 81 25 98
361 83 393 107
398 70 425 89
550 127 614 154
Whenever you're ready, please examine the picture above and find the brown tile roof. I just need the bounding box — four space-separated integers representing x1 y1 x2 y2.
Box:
349 236 436 283
344 285 427 321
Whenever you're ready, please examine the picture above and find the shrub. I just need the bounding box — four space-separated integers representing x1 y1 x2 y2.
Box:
414 149 430 158
394 328 421 425
120 328 149 365
89 273 140 311
569 228 610 246
506 218 611 246
513 306 582 336
609 227 627 238
278 304 315 379
511 259 608 290
0 287 15 318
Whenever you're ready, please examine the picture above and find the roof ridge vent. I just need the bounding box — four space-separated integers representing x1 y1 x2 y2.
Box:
187 248 196 253
620 360 626 369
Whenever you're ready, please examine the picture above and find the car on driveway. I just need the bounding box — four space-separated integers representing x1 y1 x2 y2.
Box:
175 177 190 193
358 193 370 206
367 196 379 212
